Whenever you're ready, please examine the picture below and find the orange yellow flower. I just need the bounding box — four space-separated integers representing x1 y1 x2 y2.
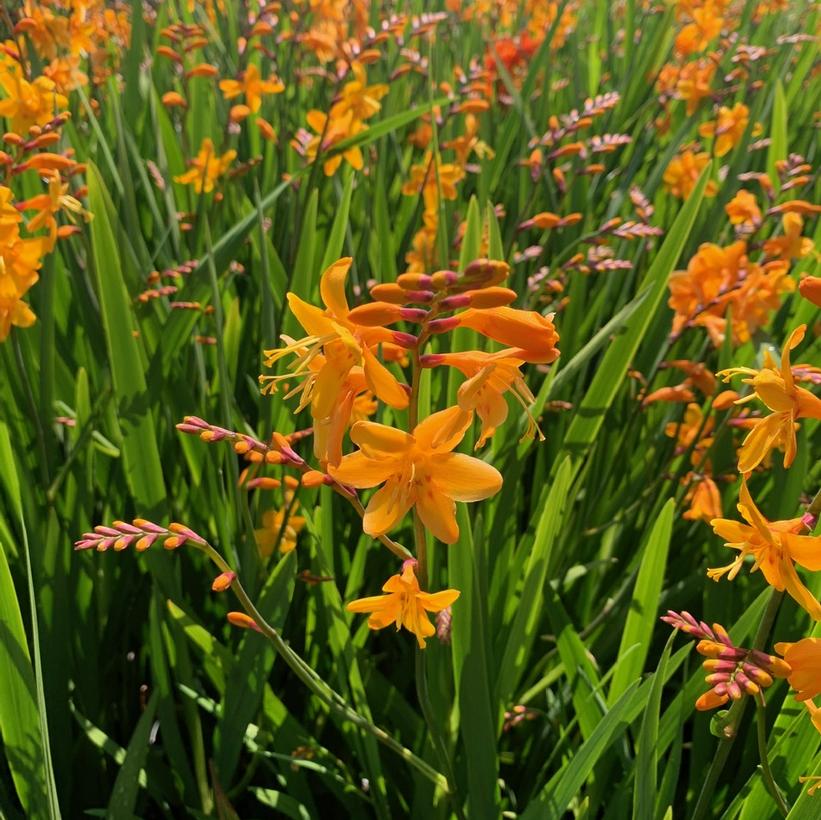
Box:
710 479 821 619
763 213 814 261
303 109 366 176
329 406 502 544
218 63 284 113
699 103 749 157
174 138 236 194
261 258 408 465
255 495 306 556
798 275 821 307
675 60 715 115
347 560 459 648
718 325 821 472
330 62 388 121
663 149 714 199
775 638 821 734
683 474 722 522
422 349 541 447
725 189 761 229
455 306 560 364
0 55 67 133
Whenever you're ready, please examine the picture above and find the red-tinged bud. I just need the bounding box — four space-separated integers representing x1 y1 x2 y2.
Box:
227 612 262 632
439 294 471 310
234 440 252 454
283 475 300 489
264 450 284 464
212 571 236 592
348 302 402 326
399 307 428 322
273 433 304 465
428 317 460 334
462 259 510 287
404 290 435 303
245 477 281 490
369 283 408 303
397 273 434 290
169 522 206 545
466 287 517 308
419 354 445 367
430 270 458 290
163 536 184 549
391 331 418 348
713 390 740 410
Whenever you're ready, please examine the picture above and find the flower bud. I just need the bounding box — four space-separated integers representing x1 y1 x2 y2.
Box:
369 283 408 304
466 287 517 308
397 273 433 290
212 571 236 592
227 612 262 632
427 317 460 334
430 270 459 290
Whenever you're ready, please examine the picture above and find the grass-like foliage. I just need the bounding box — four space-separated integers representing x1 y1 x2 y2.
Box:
0 1 819 818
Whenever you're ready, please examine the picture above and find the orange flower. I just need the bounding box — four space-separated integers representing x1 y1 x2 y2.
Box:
763 213 814 261
798 275 821 307
775 638 821 734
675 60 715 115
725 189 761 229
347 560 459 648
0 55 67 133
218 63 284 113
709 478 821 619
255 495 306 556
699 103 748 157
674 4 723 57
261 258 408 464
455 306 560 364
663 149 713 199
303 109 366 176
329 406 502 544
402 152 465 212
330 62 388 121
683 474 722 522
174 138 236 193
669 241 794 345
422 349 541 447
718 325 821 471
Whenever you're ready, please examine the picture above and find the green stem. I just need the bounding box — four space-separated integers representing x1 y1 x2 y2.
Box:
199 543 448 792
754 693 790 817
691 588 783 820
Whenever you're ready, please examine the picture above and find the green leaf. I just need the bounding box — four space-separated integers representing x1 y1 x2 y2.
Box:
86 163 166 514
766 80 788 189
609 499 674 702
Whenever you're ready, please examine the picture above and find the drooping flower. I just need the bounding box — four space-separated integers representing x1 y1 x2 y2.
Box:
218 63 284 113
329 406 502 544
683 474 722 523
775 638 821 734
709 478 821 620
718 325 821 471
454 306 560 364
261 258 409 465
698 103 749 157
421 349 542 447
346 560 460 648
174 138 236 193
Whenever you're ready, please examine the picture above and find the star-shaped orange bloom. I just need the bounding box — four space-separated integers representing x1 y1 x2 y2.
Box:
346 560 459 648
329 406 502 544
709 478 821 620
219 64 284 113
718 325 821 472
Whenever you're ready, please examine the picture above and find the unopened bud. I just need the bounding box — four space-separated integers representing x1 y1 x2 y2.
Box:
428 317 460 334
397 273 433 290
430 270 459 290
466 287 517 308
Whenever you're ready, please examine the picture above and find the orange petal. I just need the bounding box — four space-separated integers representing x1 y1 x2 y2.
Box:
329 451 397 488
362 481 413 536
320 257 352 317
429 453 503 502
416 485 459 543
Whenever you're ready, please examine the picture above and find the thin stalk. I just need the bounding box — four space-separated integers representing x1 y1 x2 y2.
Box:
754 693 789 817
198 543 448 791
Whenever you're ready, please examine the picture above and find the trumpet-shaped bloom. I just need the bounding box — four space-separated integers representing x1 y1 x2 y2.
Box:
718 325 821 471
422 349 541 447
346 560 459 648
709 478 821 620
219 64 284 113
455 306 560 364
725 189 761 229
303 109 366 176
331 62 388 121
329 406 502 543
261 258 408 464
174 138 236 193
